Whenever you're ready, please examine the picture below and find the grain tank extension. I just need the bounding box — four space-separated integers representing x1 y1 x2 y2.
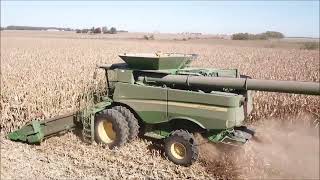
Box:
8 53 320 166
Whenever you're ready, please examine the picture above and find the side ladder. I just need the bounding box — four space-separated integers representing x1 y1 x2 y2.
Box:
82 114 95 143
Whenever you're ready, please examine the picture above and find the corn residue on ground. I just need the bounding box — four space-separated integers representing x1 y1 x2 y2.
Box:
1 31 319 179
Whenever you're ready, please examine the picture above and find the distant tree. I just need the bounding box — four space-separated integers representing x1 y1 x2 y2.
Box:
93 27 102 34
232 33 250 40
90 27 95 33
264 31 285 39
232 31 284 40
117 30 128 33
5 25 71 31
81 29 89 33
102 26 108 34
110 27 117 34
253 33 268 40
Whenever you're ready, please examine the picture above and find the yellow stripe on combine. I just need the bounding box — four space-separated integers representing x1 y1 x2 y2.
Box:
122 99 228 112
168 101 228 112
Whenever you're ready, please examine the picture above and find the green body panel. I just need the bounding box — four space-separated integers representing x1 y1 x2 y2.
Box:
113 82 244 129
113 83 168 123
167 88 244 129
167 88 241 107
84 100 113 115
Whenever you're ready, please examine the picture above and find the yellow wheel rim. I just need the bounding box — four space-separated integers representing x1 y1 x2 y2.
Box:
170 142 186 160
97 119 116 144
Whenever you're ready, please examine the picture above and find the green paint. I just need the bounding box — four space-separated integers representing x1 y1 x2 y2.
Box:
113 82 243 129
8 97 112 144
207 129 247 145
144 129 171 139
7 121 44 143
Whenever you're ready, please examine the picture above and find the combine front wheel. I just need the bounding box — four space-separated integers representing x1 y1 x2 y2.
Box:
94 109 129 149
164 130 199 166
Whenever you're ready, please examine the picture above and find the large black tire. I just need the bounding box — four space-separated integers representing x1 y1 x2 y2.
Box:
164 130 199 166
112 106 140 141
94 109 129 149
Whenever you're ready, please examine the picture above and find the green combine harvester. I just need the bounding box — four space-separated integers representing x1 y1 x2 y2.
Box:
8 53 320 166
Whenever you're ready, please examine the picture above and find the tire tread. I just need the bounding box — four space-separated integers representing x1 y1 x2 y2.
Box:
94 109 129 148
112 106 140 140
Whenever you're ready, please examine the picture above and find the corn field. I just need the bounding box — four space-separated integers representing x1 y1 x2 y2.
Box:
1 31 319 179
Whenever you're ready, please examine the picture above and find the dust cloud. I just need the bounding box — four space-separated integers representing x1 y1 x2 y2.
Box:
198 116 319 179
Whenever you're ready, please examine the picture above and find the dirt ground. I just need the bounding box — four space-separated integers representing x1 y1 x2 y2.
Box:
199 116 320 179
1 116 319 180
1 132 211 179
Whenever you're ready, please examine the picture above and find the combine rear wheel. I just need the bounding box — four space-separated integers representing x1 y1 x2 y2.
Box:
94 109 129 149
112 106 140 141
164 130 199 166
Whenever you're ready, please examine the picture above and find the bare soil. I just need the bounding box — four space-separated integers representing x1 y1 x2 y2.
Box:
2 116 318 179
1 132 211 179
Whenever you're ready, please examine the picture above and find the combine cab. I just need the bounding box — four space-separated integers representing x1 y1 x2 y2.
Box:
8 52 320 166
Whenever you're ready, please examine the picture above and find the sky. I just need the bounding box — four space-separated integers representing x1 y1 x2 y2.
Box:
1 1 319 37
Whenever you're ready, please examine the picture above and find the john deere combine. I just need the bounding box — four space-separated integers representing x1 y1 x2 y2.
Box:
8 53 319 166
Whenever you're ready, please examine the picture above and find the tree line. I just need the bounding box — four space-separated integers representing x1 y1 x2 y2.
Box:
76 27 121 34
232 31 285 40
0 25 128 34
2 26 73 31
